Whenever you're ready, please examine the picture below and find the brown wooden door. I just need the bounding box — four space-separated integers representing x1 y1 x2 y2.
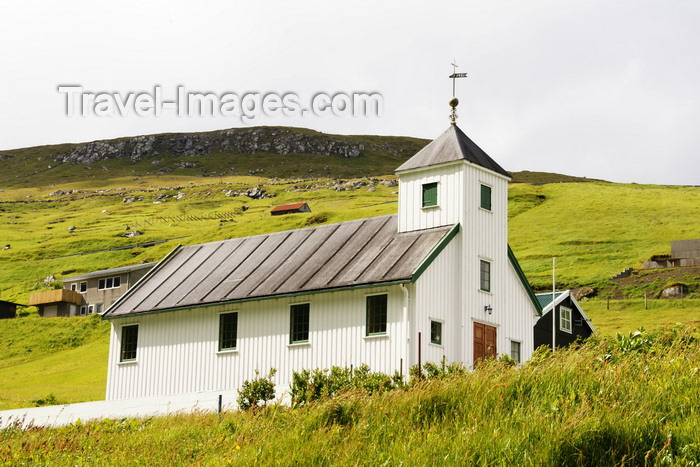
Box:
473 322 497 365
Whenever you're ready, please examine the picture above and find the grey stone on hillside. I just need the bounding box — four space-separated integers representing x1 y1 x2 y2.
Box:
660 284 687 299
223 187 274 199
572 287 596 300
52 127 414 165
122 230 142 238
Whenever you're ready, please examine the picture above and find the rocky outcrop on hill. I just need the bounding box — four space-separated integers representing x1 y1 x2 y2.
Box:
53 127 411 165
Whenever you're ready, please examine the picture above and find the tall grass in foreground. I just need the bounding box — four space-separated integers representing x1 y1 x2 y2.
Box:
1 325 698 466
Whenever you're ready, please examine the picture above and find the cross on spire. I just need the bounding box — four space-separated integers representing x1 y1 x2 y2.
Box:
448 60 468 124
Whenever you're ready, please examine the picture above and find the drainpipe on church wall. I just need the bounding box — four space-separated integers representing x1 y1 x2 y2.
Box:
400 283 410 378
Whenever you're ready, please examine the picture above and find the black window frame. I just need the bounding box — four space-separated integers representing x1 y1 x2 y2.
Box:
430 320 443 345
480 260 491 292
421 182 438 208
219 312 238 351
289 303 310 344
366 294 388 335
79 281 87 293
98 276 122 291
120 324 139 362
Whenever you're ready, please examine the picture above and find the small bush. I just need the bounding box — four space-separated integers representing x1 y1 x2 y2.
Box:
237 368 276 411
409 356 466 382
32 393 61 407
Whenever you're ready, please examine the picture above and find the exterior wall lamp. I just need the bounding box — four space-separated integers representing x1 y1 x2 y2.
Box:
484 305 492 314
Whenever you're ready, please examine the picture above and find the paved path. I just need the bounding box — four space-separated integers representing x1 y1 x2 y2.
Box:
0 390 240 429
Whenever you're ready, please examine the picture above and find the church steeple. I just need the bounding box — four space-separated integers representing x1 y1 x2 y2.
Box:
395 124 510 178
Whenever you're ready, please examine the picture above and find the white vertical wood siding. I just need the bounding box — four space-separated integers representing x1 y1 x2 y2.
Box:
399 159 537 367
398 163 464 232
458 165 537 365
413 236 461 367
106 286 407 400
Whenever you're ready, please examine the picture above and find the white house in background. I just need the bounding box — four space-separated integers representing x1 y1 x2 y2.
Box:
102 119 542 402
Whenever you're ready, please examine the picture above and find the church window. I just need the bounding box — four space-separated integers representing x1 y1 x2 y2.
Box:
366 294 388 335
480 260 491 292
480 184 492 211
422 182 438 208
290 303 310 344
120 325 139 362
219 312 238 351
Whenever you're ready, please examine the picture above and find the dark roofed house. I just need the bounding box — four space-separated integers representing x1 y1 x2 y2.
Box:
0 300 21 319
270 202 311 216
534 290 595 349
102 105 543 405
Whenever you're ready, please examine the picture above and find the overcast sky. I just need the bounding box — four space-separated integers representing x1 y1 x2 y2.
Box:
1 0 699 185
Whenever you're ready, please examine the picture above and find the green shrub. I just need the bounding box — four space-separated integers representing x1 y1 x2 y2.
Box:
236 368 276 411
291 364 398 405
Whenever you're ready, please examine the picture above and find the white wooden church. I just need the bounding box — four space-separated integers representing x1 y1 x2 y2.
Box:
102 107 543 402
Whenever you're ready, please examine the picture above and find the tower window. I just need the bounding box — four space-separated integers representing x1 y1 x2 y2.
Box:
480 184 492 211
480 260 491 292
422 182 438 208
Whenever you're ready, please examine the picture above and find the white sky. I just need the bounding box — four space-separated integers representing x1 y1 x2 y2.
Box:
1 0 699 185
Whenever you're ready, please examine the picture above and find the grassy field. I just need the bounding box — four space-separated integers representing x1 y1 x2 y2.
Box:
508 181 700 289
2 177 698 306
1 325 697 465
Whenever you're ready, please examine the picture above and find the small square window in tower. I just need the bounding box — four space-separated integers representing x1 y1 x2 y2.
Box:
290 303 310 344
422 182 438 208
480 184 492 211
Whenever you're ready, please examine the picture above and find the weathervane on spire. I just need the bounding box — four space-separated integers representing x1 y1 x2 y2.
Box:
449 60 468 124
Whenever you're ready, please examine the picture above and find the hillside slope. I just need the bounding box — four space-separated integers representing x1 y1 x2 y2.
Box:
1 177 698 306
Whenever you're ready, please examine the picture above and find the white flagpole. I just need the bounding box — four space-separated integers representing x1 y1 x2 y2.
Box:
552 255 556 352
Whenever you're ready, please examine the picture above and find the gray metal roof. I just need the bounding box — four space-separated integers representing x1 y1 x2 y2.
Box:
104 215 455 317
536 291 565 309
395 125 510 178
63 263 156 281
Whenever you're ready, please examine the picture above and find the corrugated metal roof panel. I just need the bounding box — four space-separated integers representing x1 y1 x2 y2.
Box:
63 263 156 281
104 214 455 317
536 291 565 309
